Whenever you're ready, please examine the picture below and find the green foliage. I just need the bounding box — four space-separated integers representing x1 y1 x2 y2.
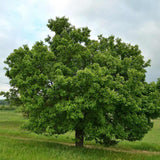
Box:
0 105 15 110
1 16 160 146
0 99 9 105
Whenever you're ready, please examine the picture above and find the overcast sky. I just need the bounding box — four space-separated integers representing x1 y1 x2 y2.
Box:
0 0 160 98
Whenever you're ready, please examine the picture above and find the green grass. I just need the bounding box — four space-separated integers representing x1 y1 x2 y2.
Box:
2 136 160 160
0 111 160 160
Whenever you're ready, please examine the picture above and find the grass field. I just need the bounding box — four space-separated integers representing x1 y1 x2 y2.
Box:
0 110 160 160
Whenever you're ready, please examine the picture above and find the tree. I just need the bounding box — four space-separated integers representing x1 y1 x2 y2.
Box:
1 16 160 147
0 99 9 105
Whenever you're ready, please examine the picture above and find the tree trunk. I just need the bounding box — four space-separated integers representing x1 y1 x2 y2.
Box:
75 129 84 147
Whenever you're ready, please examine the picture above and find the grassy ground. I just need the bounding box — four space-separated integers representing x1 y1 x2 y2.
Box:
0 110 160 160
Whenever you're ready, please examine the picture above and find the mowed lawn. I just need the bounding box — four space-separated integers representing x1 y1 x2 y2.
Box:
0 110 160 160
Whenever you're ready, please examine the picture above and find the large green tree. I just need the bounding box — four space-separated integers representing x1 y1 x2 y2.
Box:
1 17 160 147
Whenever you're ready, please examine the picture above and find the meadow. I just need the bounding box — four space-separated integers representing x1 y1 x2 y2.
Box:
0 109 160 160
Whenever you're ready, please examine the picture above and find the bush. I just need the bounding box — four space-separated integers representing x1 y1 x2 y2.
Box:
0 105 16 110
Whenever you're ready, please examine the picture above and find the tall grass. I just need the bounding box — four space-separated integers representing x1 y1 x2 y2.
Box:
1 136 160 160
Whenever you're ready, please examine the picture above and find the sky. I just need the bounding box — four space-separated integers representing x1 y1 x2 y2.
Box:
0 0 160 99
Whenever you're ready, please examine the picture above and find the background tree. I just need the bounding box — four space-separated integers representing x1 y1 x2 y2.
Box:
0 99 9 105
1 17 160 147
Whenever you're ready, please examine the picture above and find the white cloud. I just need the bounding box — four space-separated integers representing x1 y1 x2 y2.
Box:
0 18 11 30
0 0 160 95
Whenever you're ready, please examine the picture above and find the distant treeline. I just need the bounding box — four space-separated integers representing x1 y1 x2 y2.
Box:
0 99 10 105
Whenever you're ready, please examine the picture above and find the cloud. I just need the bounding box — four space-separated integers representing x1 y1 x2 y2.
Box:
0 0 160 98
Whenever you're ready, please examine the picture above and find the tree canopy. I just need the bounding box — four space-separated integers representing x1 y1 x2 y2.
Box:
1 16 160 147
